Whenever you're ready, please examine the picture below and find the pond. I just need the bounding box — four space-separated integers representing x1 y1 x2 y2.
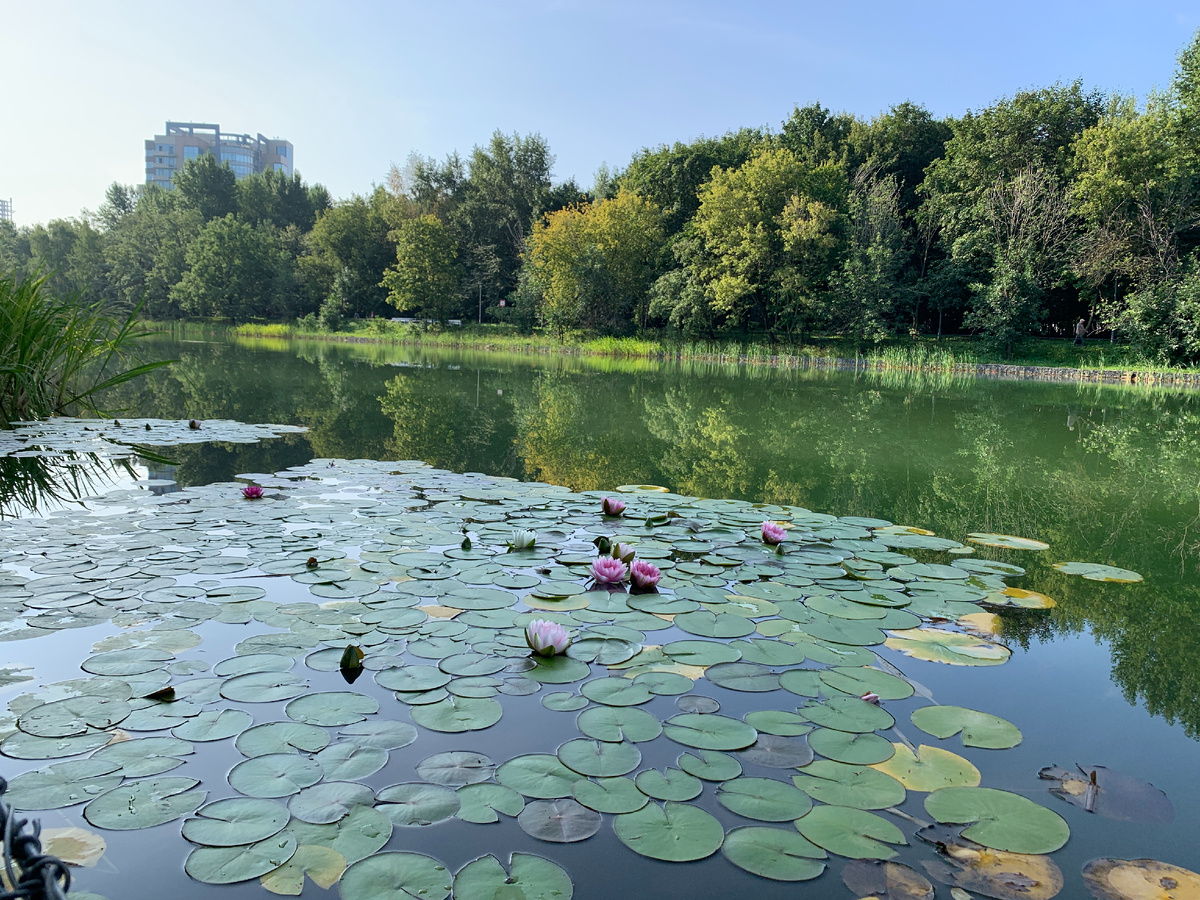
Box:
2 335 1199 900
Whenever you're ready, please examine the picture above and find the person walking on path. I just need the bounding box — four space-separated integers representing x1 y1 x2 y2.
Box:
1074 318 1087 346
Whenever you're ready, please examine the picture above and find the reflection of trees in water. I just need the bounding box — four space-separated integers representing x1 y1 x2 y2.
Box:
0 454 137 517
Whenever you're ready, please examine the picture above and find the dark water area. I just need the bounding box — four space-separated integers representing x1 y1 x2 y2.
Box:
6 334 1200 899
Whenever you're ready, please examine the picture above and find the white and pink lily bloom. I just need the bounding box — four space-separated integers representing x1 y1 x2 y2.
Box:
761 521 787 545
611 542 636 562
592 555 628 584
630 559 661 590
602 497 626 516
525 619 571 656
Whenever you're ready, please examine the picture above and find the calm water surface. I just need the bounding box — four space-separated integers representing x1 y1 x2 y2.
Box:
18 335 1200 898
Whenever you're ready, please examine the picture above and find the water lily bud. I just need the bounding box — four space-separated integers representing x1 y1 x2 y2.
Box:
612 542 635 563
761 521 787 545
602 497 626 516
188 419 201 430
509 528 536 550
525 619 571 656
306 557 318 568
861 692 880 704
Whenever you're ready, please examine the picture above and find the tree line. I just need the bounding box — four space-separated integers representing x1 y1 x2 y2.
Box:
3 30 1199 361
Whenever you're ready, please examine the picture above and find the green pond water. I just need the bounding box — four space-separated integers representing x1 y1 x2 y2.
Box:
2 334 1199 900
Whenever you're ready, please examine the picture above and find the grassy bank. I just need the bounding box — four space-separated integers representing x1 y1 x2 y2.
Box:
148 319 1200 383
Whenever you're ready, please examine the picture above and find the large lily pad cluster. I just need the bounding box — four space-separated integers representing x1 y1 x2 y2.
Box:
0 420 1176 900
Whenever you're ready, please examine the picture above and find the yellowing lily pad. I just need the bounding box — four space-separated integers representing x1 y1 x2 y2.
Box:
967 534 1050 551
1081 858 1200 900
885 628 1010 666
872 744 981 792
1053 562 1142 583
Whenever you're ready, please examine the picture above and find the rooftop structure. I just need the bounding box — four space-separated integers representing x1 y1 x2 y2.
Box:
145 122 293 190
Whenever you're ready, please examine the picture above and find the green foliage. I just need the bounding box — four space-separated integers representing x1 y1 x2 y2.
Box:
0 269 171 422
171 215 288 321
1117 261 1200 364
173 155 238 221
381 215 463 322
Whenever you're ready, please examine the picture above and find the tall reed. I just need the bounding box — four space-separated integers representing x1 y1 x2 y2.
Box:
0 271 171 424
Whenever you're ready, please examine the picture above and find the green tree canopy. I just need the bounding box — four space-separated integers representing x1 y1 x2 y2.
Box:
380 214 463 322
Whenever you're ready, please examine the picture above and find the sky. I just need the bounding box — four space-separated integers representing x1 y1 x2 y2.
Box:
3 0 1199 226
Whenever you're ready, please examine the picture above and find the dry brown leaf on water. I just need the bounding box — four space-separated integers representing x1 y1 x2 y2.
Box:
925 842 1063 900
1039 765 1174 823
958 613 1004 638
41 827 107 867
417 606 462 619
260 845 347 895
843 859 935 899
1082 858 1200 900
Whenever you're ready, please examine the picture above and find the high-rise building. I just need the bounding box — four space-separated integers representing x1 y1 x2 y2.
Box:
0 198 12 224
145 122 294 190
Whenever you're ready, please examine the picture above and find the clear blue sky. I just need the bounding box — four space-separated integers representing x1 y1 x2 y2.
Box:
4 0 1198 226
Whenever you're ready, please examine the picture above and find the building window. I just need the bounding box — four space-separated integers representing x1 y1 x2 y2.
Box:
184 146 200 160
277 146 288 158
274 163 290 173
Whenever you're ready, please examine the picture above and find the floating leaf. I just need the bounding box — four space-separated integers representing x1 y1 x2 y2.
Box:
716 776 813 821
794 805 907 859
705 662 780 692
84 776 206 830
873 744 981 792
722 826 826 881
677 749 742 782
807 728 896 765
580 678 653 706
260 844 347 895
577 706 662 743
237 722 329 757
40 827 107 867
338 852 452 900
228 754 323 799
820 666 914 701
4 759 123 810
410 696 502 733
635 768 703 801
1038 764 1173 823
911 706 1022 750
185 833 298 885
885 629 1010 666
921 833 1063 900
289 782 375 825
1052 562 1142 583
518 798 601 842
221 672 309 703
455 783 525 823
416 751 495 786
743 709 813 737
542 692 588 712
843 860 935 899
793 760 907 810
173 709 254 742
18 696 130 738
524 656 591 684
663 713 757 751
284 805 391 866
183 798 290 846
997 588 1056 609
286 692 378 727
572 776 648 813
802 697 895 733
377 782 460 826
91 736 192 777
338 720 418 751
967 534 1049 551
737 734 814 768
1081 858 1200 900
613 801 725 862
496 755 586 799
452 853 573 900
924 787 1070 854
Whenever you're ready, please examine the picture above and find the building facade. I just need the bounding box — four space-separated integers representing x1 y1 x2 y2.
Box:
145 122 293 190
0 198 12 224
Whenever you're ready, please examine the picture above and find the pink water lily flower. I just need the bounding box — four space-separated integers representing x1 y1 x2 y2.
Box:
592 555 628 584
861 692 880 704
630 559 661 591
761 521 787 545
601 497 626 516
241 485 264 500
525 619 571 656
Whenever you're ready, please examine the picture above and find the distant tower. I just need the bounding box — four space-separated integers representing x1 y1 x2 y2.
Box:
144 122 294 190
0 198 12 224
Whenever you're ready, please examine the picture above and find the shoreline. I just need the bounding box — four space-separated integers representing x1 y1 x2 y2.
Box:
221 329 1200 389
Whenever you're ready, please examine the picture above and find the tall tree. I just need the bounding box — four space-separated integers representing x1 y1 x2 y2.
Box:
171 214 282 321
173 155 238 221
380 215 463 322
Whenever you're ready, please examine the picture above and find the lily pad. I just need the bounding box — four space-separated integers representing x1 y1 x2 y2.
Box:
924 787 1070 854
613 801 725 862
557 739 641 777
338 852 452 900
18 696 130 738
496 754 586 799
580 678 654 706
663 713 758 751
182 798 290 846
542 692 588 712
807 728 896 765
286 691 378 727
455 783 525 823
843 860 935 900
793 760 907 810
4 759 124 810
377 782 461 826
967 533 1049 551
185 833 298 885
173 709 254 742
802 697 895 733
338 720 418 751
677 750 742 782
1081 858 1200 900
572 776 648 814
237 722 329 757
284 805 392 866
705 662 780 692
820 666 914 701
737 734 814 768
260 844 348 895
452 853 573 900
90 736 192 777
1053 562 1142 583
228 754 323 798
221 671 309 703
411 696 502 732
84 776 206 829
518 798 601 842
289 782 376 824
794 805 907 859
634 768 703 801
921 833 1063 900
872 744 981 791
721 826 826 881
417 751 495 786
885 628 1011 666
716 776 813 821
911 706 1023 750
577 706 662 743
